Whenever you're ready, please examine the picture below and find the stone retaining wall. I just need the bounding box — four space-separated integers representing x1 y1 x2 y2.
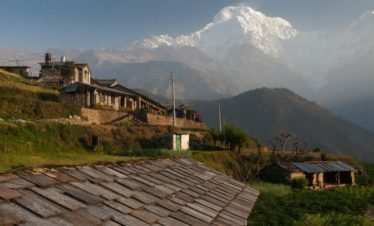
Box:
142 112 207 129
81 108 123 124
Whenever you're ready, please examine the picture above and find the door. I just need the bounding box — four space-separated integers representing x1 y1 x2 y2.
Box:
120 97 125 107
175 134 181 151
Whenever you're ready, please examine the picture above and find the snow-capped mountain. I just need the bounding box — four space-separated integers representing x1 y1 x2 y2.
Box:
120 6 374 132
131 6 297 58
2 5 374 131
131 6 374 89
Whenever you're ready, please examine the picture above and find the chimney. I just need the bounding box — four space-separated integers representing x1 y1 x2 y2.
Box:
45 53 51 64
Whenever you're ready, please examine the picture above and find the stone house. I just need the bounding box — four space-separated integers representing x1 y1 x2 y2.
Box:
60 82 138 111
264 161 357 188
38 53 91 86
112 84 167 115
58 68 166 114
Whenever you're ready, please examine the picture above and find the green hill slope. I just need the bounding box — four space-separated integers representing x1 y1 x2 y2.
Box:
0 69 79 119
194 88 374 162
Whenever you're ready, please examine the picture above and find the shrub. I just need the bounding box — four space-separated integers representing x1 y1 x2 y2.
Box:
291 178 308 189
260 166 289 184
248 185 373 226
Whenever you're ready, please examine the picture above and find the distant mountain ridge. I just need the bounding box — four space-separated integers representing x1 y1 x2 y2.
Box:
1 5 374 131
193 88 374 162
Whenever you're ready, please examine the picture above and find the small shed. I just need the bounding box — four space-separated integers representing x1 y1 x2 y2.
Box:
172 133 190 151
154 133 190 151
277 161 357 188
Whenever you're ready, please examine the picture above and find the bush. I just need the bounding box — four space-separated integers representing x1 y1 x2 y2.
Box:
260 166 289 184
357 163 374 185
291 178 308 189
248 185 373 226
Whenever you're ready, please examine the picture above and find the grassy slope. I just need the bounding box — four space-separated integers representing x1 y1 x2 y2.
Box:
0 70 131 171
0 121 142 172
192 151 239 176
0 69 79 119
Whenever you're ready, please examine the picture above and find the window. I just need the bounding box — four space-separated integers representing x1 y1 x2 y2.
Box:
111 96 115 104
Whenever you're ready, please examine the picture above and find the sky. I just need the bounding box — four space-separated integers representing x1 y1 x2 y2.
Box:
1 0 374 51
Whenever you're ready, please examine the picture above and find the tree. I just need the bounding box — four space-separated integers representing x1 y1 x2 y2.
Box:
222 124 249 153
269 132 309 162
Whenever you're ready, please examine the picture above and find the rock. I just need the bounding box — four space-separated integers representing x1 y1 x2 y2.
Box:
14 119 27 124
73 115 81 120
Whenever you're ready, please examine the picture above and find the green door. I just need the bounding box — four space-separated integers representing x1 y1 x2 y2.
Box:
176 134 181 151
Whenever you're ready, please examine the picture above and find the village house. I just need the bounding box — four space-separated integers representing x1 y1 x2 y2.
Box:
60 82 138 111
0 66 31 77
60 79 167 114
265 161 357 188
37 53 206 127
37 53 167 114
38 53 91 86
112 84 168 115
153 132 191 151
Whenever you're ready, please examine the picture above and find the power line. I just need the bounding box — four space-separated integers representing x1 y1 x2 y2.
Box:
0 56 42 62
219 103 222 132
171 72 176 127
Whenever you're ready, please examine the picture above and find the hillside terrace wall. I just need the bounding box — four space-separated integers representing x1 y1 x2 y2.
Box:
139 112 207 129
60 109 207 129
81 108 123 124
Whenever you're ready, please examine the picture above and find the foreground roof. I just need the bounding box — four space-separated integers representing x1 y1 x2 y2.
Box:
278 161 357 173
0 158 259 226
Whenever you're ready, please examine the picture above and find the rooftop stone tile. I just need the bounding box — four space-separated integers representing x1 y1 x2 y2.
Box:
0 158 259 225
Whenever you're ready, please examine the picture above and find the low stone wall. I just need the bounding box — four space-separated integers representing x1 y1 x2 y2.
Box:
53 108 207 128
81 108 123 124
143 112 207 129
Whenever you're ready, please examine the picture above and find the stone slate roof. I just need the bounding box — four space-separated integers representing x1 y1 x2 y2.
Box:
0 158 259 226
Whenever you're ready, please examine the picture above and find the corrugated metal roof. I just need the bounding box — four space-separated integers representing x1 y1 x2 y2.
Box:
278 161 357 173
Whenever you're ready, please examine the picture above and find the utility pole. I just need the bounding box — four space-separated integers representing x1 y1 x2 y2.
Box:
171 72 176 127
218 103 222 132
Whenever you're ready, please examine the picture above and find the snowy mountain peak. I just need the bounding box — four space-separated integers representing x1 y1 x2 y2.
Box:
130 35 174 49
213 5 295 38
130 5 297 58
350 10 374 28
